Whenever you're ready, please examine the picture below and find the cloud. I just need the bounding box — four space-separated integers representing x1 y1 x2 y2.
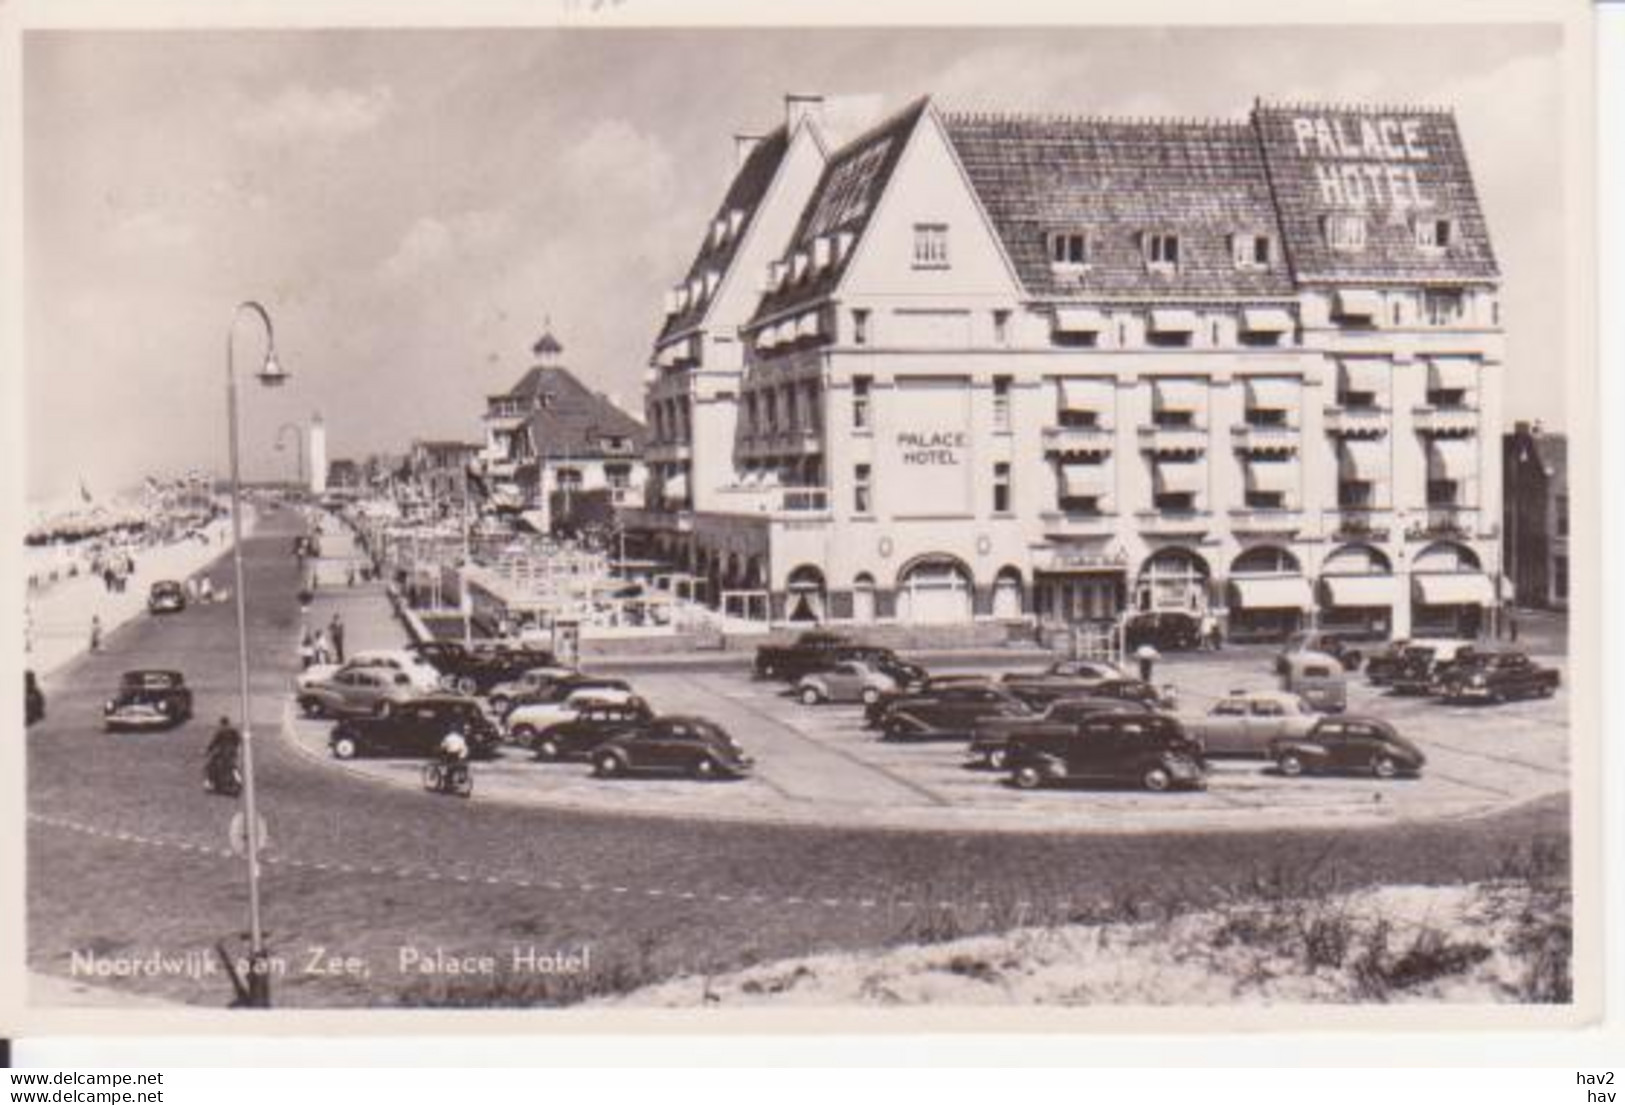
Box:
237 84 394 143
377 209 511 284
564 118 675 199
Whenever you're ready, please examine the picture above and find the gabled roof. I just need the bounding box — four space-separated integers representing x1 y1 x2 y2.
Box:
657 126 792 346
945 112 1294 299
750 98 930 326
1252 103 1498 284
496 366 646 459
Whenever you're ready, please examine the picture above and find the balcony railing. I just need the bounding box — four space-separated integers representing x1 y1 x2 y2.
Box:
1323 507 1394 541
1405 505 1479 540
1323 406 1391 437
1411 404 1479 436
1042 425 1115 454
1137 424 1208 455
1134 509 1212 535
1230 423 1299 454
714 485 831 517
1228 507 1305 533
1039 509 1119 535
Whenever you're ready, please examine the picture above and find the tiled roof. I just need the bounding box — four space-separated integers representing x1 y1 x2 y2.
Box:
1252 104 1498 283
657 126 791 346
505 366 647 459
945 112 1294 299
749 98 929 326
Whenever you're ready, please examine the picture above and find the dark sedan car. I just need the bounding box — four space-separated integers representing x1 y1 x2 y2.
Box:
1001 673 1175 712
1005 712 1205 792
147 580 187 615
530 700 656 761
410 640 558 695
969 697 1154 769
590 716 752 780
328 696 501 760
25 670 45 726
1123 611 1202 652
104 670 194 731
864 674 990 728
1269 717 1425 779
877 682 1032 742
1434 651 1560 704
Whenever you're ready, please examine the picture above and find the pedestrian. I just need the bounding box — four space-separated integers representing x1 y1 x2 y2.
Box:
1509 611 1520 643
347 562 357 588
199 576 215 603
1209 617 1224 652
1134 643 1160 684
1198 611 1216 652
298 628 316 670
314 628 332 666
89 614 102 653
329 613 346 664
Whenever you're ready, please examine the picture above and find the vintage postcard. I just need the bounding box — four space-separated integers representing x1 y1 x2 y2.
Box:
0 0 1601 1037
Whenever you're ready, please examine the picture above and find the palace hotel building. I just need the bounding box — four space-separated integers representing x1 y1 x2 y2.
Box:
626 94 1505 641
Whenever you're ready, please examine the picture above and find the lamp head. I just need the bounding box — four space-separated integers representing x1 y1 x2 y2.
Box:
257 350 289 389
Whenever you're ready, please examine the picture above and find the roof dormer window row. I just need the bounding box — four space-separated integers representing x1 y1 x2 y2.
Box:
764 231 855 294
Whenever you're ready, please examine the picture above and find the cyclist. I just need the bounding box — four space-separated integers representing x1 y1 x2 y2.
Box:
432 729 471 794
205 717 242 794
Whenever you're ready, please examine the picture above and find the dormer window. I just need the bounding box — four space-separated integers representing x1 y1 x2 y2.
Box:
1144 232 1180 274
727 209 745 237
912 223 949 269
1048 231 1091 270
813 235 833 271
1232 233 1273 271
1414 216 1455 252
791 250 811 283
1323 214 1367 253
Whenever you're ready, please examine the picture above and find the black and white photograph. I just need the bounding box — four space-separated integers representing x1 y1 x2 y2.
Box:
4 1 1599 1026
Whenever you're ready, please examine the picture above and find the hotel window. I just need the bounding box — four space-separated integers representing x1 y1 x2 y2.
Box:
852 309 870 346
785 385 799 430
1423 289 1466 327
1233 233 1273 270
853 464 872 515
1245 406 1288 428
1554 555 1568 601
1427 479 1459 507
764 391 778 431
1415 217 1455 251
1323 214 1367 252
993 462 1012 514
556 468 583 490
992 376 1012 433
745 394 759 436
1245 489 1286 510
912 223 950 269
1338 480 1375 508
852 376 872 431
806 382 822 432
993 309 1011 345
1152 491 1196 513
1144 232 1180 273
1048 231 1091 270
1556 494 1569 538
605 464 630 490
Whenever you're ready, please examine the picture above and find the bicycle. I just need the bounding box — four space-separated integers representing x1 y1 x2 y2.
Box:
421 760 473 798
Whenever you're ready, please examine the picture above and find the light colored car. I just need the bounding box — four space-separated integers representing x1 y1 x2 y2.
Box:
297 667 420 719
484 666 581 714
795 660 899 706
1182 690 1319 757
505 686 641 745
343 649 443 692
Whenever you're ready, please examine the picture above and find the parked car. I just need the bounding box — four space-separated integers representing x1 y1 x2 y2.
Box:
1043 658 1128 683
1274 630 1364 674
1123 611 1202 652
529 700 656 761
1363 639 1415 686
864 674 991 728
1389 640 1481 695
485 666 586 715
970 697 1153 769
328 696 501 760
1270 717 1425 779
409 640 558 695
506 685 642 747
146 580 187 615
341 649 444 692
753 632 901 682
795 660 899 706
1001 673 1175 712
1434 650 1560 704
297 666 420 719
878 683 1032 742
25 670 45 726
104 670 194 731
1005 712 1205 791
1279 651 1348 713
1183 690 1319 757
591 716 753 780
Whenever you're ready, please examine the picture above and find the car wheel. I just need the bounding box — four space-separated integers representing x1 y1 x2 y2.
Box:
1142 766 1173 792
799 686 821 706
1012 765 1043 790
1277 753 1305 777
861 687 881 706
489 695 510 715
376 700 394 718
439 674 460 692
1372 754 1399 780
594 752 623 778
986 749 1008 771
456 676 478 696
299 697 324 719
535 737 561 761
691 754 719 780
510 724 537 750
332 735 358 760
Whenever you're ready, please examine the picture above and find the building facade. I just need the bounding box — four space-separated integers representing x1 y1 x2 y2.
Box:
631 96 1507 640
1502 422 1567 611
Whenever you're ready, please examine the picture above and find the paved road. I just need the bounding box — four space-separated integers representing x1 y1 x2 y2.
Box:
27 508 1570 1009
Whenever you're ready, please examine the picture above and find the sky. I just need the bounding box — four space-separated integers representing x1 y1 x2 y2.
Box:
20 22 1569 503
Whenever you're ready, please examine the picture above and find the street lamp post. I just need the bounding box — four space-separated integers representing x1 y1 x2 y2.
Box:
275 421 306 491
226 300 287 1008
461 463 474 649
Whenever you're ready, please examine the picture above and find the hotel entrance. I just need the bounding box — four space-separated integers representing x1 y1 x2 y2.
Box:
896 556 974 625
1035 571 1125 625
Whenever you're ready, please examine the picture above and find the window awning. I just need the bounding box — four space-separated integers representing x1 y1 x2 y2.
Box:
1335 289 1382 318
1321 574 1399 608
1153 458 1205 495
1413 573 1495 606
1426 358 1478 393
1149 308 1198 334
1058 461 1112 498
796 312 822 339
1243 377 1299 413
1057 377 1114 413
1338 438 1390 482
1053 307 1106 334
1427 438 1478 481
753 329 777 352
1245 459 1298 494
1240 307 1294 334
1338 359 1390 397
1229 576 1313 610
1152 378 1206 413
662 474 689 503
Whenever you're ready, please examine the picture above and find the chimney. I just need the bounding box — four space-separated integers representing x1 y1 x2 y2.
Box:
785 93 825 135
1513 420 1531 437
734 133 764 169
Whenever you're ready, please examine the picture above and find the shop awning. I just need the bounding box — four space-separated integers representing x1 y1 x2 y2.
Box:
1057 377 1114 414
1338 359 1390 397
1152 378 1206 413
662 474 689 503
1321 574 1399 608
1229 576 1313 609
1413 573 1495 606
754 328 778 352
1426 357 1478 393
1427 438 1478 481
1243 377 1299 413
1153 458 1205 495
1058 460 1112 498
1335 289 1382 318
1149 308 1198 334
1053 307 1106 334
1240 307 1294 334
1338 438 1390 481
1245 459 1298 494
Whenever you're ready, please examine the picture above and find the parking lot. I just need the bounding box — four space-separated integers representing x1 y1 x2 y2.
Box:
283 638 1570 835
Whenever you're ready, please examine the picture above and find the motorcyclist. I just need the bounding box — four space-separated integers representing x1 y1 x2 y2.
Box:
205 717 242 793
434 730 470 793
